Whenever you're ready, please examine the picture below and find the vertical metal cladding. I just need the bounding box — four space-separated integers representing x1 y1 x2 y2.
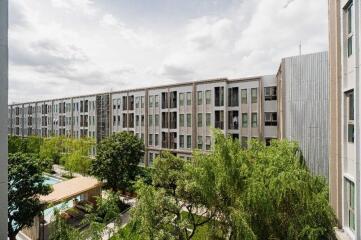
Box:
283 52 329 179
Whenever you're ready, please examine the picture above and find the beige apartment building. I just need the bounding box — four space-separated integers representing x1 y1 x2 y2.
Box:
329 0 360 239
8 52 330 180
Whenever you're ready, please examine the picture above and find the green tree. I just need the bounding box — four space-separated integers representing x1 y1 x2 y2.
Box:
49 210 81 240
129 152 216 240
39 136 65 165
90 132 144 192
81 193 122 240
127 131 336 240
8 135 43 154
61 137 95 176
8 153 52 240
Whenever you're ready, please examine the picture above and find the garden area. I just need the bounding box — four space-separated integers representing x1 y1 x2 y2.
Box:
8 131 337 240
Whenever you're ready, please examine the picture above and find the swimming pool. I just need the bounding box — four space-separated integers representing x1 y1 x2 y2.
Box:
43 175 62 186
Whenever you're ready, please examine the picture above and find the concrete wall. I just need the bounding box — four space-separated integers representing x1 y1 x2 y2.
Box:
279 52 329 179
0 0 7 238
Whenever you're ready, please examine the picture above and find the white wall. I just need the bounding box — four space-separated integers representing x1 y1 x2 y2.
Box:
0 0 7 238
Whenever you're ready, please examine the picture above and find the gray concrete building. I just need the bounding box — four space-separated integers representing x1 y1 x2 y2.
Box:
277 52 329 178
8 76 279 165
0 0 7 238
329 0 361 239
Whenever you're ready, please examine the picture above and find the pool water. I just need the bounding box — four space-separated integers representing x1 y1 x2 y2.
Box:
44 175 62 185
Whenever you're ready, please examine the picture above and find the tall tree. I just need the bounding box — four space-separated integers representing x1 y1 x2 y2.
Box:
127 131 336 240
62 137 95 176
129 152 217 240
8 153 52 240
90 132 144 192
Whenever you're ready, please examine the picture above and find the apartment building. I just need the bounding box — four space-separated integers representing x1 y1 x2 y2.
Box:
0 0 7 238
329 0 360 239
9 76 278 165
277 52 329 178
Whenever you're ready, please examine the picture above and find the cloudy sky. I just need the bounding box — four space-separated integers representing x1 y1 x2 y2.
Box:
9 0 328 103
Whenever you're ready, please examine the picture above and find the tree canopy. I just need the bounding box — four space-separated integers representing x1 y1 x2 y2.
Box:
127 131 336 240
90 132 144 192
8 153 52 240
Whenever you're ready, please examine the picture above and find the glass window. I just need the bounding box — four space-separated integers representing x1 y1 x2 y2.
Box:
155 95 159 108
345 178 355 231
149 96 154 108
197 136 203 149
241 89 247 104
242 113 248 128
205 90 211 104
251 88 258 103
265 112 278 126
155 114 159 127
264 87 277 101
155 134 159 146
179 114 185 127
198 113 202 127
197 91 203 105
187 92 192 106
149 134 153 145
179 93 185 106
206 113 211 127
347 91 354 143
251 113 258 128
179 135 185 148
187 135 192 149
187 114 192 127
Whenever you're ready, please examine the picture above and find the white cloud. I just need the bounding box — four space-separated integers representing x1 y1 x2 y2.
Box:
9 0 328 103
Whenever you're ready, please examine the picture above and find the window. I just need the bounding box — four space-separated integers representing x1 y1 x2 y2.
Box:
186 92 192 106
265 112 277 126
265 138 275 146
149 96 154 108
170 112 177 129
198 113 203 127
205 90 211 104
149 115 153 127
197 91 203 105
215 87 224 106
149 134 153 145
347 91 354 143
162 112 168 128
251 113 258 128
187 135 192 149
228 87 239 107
117 116 121 126
141 115 144 127
187 114 192 127
345 178 355 231
205 136 211 150
141 96 145 108
179 93 185 106
155 95 159 108
170 91 177 108
265 87 277 101
242 113 248 128
197 136 203 149
123 114 128 128
228 111 239 129
135 97 140 109
162 92 168 109
122 96 128 110
347 3 353 57
251 88 258 103
180 114 185 127
215 110 224 129
206 113 211 127
155 114 160 127
155 134 159 146
179 135 185 148
136 115 140 127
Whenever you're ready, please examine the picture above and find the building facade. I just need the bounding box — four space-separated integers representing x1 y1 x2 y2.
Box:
329 0 361 239
8 76 279 164
0 0 8 238
277 52 330 178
